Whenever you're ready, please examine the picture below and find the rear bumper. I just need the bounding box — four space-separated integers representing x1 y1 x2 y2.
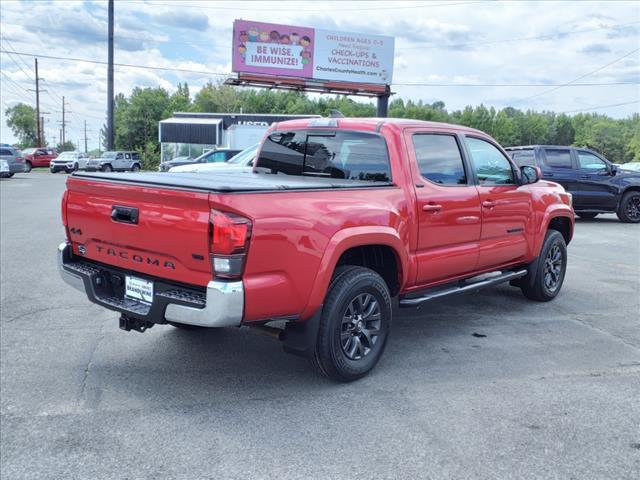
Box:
58 242 244 327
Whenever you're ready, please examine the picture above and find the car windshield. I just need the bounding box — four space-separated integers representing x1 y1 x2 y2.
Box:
23 148 36 154
57 152 76 159
101 152 117 159
228 144 259 165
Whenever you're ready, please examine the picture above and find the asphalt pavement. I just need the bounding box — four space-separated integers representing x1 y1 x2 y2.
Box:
1 172 639 479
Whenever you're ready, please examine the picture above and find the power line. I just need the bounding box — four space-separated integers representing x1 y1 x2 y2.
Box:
132 0 482 12
4 49 637 89
0 49 229 77
397 20 640 51
560 99 640 114
516 47 640 102
394 81 639 86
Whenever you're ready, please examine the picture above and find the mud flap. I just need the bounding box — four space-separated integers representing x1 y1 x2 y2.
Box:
282 307 322 358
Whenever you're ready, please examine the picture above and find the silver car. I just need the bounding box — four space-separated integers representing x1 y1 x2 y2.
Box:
50 151 90 173
85 151 141 172
0 145 26 177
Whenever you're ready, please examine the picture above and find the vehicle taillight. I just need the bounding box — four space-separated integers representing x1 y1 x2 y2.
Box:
61 190 69 240
209 209 252 279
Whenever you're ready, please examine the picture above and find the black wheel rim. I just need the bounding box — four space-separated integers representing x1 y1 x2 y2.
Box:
626 195 640 220
543 244 563 292
340 293 382 360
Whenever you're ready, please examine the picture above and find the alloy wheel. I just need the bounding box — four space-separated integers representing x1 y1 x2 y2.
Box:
340 293 382 360
543 244 564 292
626 195 640 221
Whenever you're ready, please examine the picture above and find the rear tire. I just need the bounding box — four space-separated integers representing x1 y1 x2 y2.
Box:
576 212 598 219
24 161 32 173
521 230 567 302
616 191 640 223
312 266 392 382
131 163 140 172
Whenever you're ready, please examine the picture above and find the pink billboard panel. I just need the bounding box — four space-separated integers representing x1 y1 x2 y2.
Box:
232 20 315 79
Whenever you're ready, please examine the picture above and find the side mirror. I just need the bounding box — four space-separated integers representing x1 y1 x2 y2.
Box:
520 165 541 185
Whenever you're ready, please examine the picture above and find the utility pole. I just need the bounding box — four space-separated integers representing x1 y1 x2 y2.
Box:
40 116 44 145
107 0 115 150
35 59 41 146
84 120 88 153
62 96 66 146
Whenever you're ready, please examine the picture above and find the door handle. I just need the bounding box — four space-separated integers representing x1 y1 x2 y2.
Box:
111 205 139 224
482 200 496 209
423 203 442 212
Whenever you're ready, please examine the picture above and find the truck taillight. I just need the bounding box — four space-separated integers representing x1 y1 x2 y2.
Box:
61 190 69 240
209 209 252 279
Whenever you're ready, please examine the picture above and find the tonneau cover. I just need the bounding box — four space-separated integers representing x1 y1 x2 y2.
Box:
71 171 393 193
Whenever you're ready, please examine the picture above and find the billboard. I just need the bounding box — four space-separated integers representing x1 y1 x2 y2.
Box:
232 20 394 85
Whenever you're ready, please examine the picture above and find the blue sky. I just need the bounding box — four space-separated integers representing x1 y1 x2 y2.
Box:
1 0 639 146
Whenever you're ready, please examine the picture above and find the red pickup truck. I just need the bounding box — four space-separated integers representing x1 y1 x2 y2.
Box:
59 118 574 381
23 147 58 171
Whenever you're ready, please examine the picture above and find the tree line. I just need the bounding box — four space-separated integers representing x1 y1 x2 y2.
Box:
6 81 639 169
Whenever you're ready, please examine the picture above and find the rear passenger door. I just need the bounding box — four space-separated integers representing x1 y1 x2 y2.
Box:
464 136 531 270
540 148 578 195
406 130 482 285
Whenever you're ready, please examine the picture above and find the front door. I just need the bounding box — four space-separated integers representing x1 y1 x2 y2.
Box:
575 149 618 210
463 136 532 270
407 130 482 285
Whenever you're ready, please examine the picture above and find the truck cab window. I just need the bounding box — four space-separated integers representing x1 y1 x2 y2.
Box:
465 137 515 185
256 130 391 182
577 151 607 170
412 134 467 185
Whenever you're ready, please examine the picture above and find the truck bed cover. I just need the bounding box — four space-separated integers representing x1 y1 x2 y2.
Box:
71 171 394 193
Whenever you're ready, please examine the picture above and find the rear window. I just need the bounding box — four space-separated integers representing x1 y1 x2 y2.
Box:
256 130 391 183
509 149 537 167
544 149 572 168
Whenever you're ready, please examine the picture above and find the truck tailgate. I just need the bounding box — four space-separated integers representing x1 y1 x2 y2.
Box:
65 176 212 286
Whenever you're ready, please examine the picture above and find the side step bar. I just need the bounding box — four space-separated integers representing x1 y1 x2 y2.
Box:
399 269 528 307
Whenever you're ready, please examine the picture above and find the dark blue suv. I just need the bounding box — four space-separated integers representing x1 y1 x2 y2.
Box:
506 145 640 223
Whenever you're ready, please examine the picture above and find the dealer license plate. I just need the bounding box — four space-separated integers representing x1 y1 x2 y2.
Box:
125 275 154 304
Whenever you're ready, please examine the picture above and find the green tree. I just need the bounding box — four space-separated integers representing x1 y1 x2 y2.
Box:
56 140 76 152
5 103 38 148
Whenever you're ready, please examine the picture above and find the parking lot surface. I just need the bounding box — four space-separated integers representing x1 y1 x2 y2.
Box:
1 173 639 479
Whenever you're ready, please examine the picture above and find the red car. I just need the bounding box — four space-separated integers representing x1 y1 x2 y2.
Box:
58 118 574 381
22 147 58 171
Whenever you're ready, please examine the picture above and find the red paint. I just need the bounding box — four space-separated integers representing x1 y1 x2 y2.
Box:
24 148 57 168
63 118 574 324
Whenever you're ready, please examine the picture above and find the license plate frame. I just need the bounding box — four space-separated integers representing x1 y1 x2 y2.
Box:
125 275 154 304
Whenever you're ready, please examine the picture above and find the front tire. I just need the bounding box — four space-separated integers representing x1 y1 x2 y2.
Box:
101 164 113 172
131 163 140 172
521 230 567 302
616 191 640 223
312 266 392 382
24 161 32 173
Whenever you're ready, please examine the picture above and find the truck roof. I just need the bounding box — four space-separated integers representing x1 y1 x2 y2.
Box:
271 117 487 135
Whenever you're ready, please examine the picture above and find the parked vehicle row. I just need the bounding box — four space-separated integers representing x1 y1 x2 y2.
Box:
0 145 25 177
506 145 640 223
50 152 91 173
158 148 242 171
58 117 575 382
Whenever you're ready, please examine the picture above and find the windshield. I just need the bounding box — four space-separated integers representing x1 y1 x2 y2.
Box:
228 144 259 165
57 152 76 159
101 151 117 159
23 148 36 154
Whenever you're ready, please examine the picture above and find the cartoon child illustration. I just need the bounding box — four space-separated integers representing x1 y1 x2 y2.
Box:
300 35 311 48
270 30 280 43
279 34 291 45
238 44 247 61
247 26 259 42
239 31 248 44
259 31 270 42
290 33 300 45
300 49 311 65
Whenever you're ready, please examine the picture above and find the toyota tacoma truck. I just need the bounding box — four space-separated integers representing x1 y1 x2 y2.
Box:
59 118 574 381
